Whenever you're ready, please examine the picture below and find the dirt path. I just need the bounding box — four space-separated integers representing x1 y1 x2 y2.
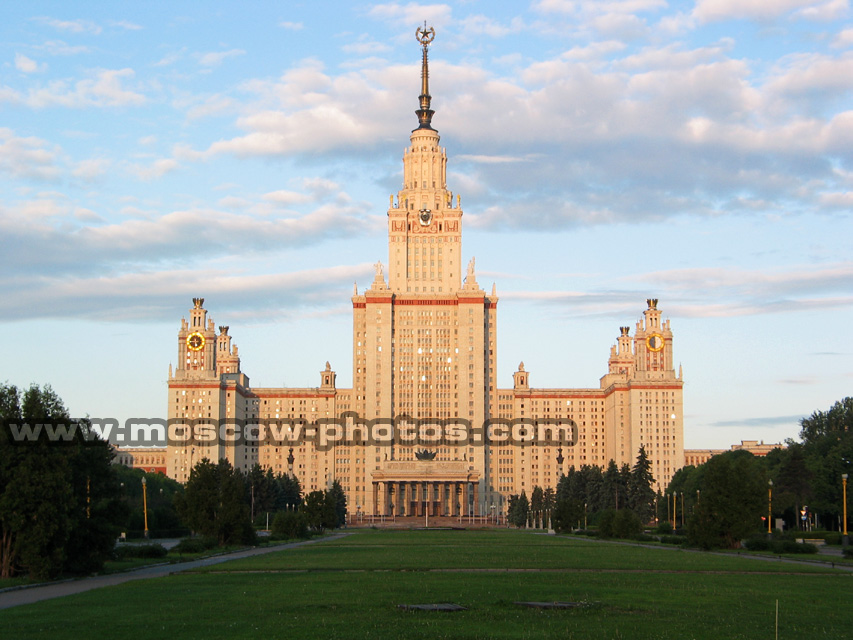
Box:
0 533 349 611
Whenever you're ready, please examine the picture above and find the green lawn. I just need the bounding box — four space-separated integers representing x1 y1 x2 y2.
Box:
201 529 840 573
1 529 851 639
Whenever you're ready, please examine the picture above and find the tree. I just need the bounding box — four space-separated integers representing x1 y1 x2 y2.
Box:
302 490 328 532
175 459 255 546
799 397 853 446
542 487 556 513
507 492 529 528
530 486 544 527
688 451 765 549
276 473 302 511
0 384 124 579
770 444 813 530
114 465 184 537
601 460 622 511
598 509 642 539
327 481 347 528
629 446 656 523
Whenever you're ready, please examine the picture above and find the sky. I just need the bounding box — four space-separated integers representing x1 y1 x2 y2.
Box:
1 1 851 450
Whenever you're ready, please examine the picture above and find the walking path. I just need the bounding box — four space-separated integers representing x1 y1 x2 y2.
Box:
0 533 349 611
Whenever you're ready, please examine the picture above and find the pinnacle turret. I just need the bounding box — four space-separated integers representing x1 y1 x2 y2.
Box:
415 23 436 130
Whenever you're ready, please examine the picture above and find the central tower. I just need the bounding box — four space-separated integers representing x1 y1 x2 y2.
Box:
351 28 498 507
387 25 463 294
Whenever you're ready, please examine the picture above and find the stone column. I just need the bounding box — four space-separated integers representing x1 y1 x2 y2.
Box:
439 482 446 516
373 482 378 516
473 482 479 518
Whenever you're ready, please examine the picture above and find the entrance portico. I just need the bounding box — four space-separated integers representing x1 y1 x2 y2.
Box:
372 460 480 517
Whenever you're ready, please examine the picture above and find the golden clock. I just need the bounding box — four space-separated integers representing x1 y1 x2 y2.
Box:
187 332 205 351
646 333 664 352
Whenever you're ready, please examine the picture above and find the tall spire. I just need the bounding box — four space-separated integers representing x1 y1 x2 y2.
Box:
415 23 436 130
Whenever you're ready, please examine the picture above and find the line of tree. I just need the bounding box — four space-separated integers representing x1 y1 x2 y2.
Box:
663 397 853 548
176 458 347 545
506 486 556 528
506 447 657 533
552 446 656 532
0 384 127 580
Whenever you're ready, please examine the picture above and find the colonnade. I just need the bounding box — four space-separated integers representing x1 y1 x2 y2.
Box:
371 480 479 517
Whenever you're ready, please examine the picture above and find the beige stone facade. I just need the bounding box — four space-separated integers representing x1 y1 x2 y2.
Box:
164 34 685 516
112 446 167 474
684 440 785 467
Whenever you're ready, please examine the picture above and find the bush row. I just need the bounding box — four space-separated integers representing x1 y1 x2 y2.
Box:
743 537 818 554
172 536 220 554
113 543 168 560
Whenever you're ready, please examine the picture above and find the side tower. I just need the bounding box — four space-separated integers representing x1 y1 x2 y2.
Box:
166 298 254 482
600 299 684 489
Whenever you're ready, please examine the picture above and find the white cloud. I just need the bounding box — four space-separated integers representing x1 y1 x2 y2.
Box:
459 15 522 38
832 27 853 48
35 17 102 35
110 20 143 31
0 128 61 180
279 21 304 30
186 94 237 120
368 2 453 27
765 52 853 98
343 37 392 55
15 53 46 73
132 158 179 181
197 49 246 67
263 190 311 206
154 50 184 67
38 40 90 56
795 0 849 20
72 158 111 180
693 0 836 22
15 68 146 108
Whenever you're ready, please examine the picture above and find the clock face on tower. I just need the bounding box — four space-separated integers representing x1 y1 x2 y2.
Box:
646 333 664 352
418 208 432 226
187 332 205 351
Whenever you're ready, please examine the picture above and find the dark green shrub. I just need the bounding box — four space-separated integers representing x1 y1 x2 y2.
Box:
743 536 817 554
631 534 656 542
654 521 673 535
113 543 168 560
271 511 310 540
743 536 770 552
598 509 643 539
774 540 817 554
173 536 219 554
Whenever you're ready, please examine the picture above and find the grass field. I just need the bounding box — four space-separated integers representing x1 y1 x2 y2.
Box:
1 529 851 639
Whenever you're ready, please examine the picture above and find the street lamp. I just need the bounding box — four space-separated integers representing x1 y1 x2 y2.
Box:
141 476 149 539
767 479 773 537
843 474 849 547
672 492 677 530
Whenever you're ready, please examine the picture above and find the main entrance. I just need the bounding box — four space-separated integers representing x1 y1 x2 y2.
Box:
371 460 480 517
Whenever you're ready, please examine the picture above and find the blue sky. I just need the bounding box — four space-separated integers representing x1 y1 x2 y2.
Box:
1 1 851 449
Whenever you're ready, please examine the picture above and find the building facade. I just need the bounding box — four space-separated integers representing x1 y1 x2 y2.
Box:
165 29 684 517
683 440 785 467
112 446 167 474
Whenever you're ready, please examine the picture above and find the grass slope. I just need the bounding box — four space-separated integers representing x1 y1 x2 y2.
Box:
1 529 850 639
